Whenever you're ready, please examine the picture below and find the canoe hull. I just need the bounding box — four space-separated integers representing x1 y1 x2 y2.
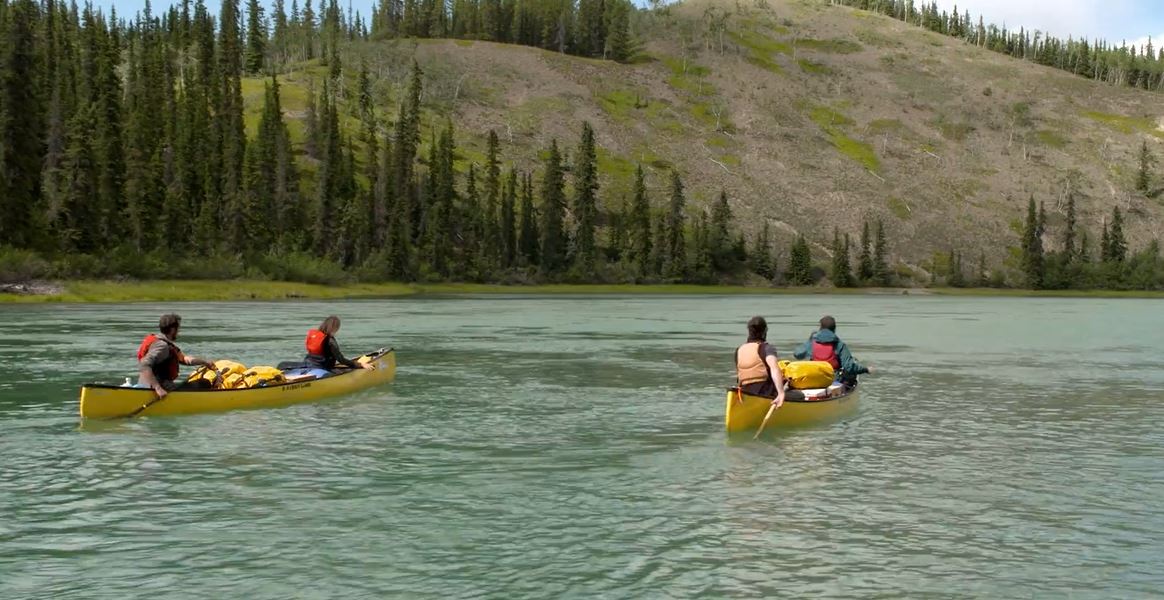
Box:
724 386 859 433
80 349 396 419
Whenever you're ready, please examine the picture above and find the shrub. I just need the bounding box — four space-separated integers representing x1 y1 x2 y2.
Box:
0 247 51 283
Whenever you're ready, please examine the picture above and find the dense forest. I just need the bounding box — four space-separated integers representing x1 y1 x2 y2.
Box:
0 0 1160 290
835 0 1164 93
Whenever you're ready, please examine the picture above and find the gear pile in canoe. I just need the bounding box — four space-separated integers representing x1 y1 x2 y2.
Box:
79 348 396 419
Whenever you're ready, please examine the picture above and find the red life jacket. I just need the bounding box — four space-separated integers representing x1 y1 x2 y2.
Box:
305 329 329 356
137 333 181 381
811 340 841 370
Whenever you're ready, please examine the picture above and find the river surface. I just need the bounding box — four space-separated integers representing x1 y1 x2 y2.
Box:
0 295 1162 598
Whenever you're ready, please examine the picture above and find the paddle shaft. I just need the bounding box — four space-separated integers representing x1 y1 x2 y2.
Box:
121 365 214 418
753 401 780 439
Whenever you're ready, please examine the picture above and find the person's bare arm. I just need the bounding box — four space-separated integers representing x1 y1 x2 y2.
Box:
181 353 215 368
765 354 786 408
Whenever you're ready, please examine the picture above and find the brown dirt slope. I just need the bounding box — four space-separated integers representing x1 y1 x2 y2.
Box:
269 0 1164 278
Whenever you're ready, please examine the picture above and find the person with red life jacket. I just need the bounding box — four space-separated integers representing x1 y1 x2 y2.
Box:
304 315 370 371
137 314 215 398
735 316 787 408
793 315 871 385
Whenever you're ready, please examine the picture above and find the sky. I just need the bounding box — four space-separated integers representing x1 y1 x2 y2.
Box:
932 0 1162 46
97 0 1164 49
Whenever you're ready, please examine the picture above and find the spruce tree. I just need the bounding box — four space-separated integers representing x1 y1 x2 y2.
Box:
831 229 854 287
664 170 687 280
948 248 965 287
976 252 989 287
1108 206 1127 263
629 164 652 276
858 220 874 282
1 0 45 249
750 221 773 280
1021 195 1044 288
570 122 599 275
788 234 813 285
1063 191 1076 261
518 172 540 267
709 190 733 273
1138 140 1155 193
244 0 266 74
873 219 890 285
500 168 517 268
607 0 634 62
483 130 502 269
539 139 567 274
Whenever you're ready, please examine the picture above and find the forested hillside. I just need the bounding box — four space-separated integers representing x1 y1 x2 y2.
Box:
1 0 1161 289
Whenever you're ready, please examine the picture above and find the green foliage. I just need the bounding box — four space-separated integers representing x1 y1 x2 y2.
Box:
1020 195 1045 288
872 219 890 285
794 38 863 54
1138 140 1155 193
787 235 813 285
831 228 855 287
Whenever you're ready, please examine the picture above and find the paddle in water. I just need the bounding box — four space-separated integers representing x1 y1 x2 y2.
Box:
120 365 215 419
753 399 782 439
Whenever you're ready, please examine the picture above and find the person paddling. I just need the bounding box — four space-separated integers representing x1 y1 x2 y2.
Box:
138 314 216 399
735 316 787 408
304 316 370 371
793 315 871 385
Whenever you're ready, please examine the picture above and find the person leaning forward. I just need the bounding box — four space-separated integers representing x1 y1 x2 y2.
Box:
735 316 787 408
137 314 215 399
304 315 370 371
793 315 871 385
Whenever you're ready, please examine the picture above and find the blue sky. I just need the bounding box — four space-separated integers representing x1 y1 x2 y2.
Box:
100 0 1164 49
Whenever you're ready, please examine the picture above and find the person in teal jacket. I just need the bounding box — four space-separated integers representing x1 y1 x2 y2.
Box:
793 315 871 384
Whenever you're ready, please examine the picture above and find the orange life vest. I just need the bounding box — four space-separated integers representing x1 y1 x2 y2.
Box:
137 333 182 382
305 329 329 356
735 342 770 386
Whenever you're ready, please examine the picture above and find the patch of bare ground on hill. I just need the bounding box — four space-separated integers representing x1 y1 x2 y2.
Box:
267 0 1164 277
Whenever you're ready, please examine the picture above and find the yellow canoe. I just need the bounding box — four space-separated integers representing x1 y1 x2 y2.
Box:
724 385 860 433
79 348 397 419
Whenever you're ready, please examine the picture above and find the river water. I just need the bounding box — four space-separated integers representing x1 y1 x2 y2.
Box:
0 295 1161 598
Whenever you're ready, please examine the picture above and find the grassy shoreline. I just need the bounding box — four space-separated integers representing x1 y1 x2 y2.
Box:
3 279 1164 303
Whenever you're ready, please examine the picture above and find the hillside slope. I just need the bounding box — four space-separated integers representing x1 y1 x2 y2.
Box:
255 0 1164 281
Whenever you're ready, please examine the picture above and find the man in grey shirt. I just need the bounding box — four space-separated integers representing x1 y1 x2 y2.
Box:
137 314 215 398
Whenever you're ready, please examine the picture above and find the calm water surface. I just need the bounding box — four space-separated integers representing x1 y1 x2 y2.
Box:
0 295 1162 598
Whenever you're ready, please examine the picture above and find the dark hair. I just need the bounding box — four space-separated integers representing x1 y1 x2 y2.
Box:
159 314 181 335
319 315 341 335
819 315 837 332
747 316 767 341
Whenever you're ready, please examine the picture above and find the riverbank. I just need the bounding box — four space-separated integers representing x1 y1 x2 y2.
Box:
2 279 1163 303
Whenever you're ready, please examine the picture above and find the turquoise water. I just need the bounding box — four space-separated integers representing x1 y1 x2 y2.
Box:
1 295 1162 598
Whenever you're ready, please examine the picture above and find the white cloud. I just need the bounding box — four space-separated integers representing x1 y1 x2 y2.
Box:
1129 33 1163 52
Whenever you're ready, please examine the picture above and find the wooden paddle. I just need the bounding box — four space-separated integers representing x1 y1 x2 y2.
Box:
753 399 782 439
121 365 215 419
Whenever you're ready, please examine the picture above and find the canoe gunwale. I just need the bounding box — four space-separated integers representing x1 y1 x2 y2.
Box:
725 383 858 405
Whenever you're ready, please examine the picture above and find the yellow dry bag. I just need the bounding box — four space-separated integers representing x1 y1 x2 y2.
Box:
778 360 836 389
241 366 287 388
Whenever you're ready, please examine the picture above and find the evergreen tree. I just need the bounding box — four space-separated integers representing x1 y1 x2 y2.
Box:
858 220 874 282
948 248 965 287
483 129 502 270
664 170 687 280
244 0 266 74
628 164 651 276
606 0 634 62
1138 140 1155 193
570 122 599 275
1020 195 1045 288
500 168 517 268
1063 191 1077 261
539 139 567 274
976 252 989 287
709 190 734 273
750 221 773 280
1108 205 1127 263
518 172 539 266
575 0 606 57
831 228 854 287
873 219 890 285
1 0 46 249
58 104 99 252
788 234 813 285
